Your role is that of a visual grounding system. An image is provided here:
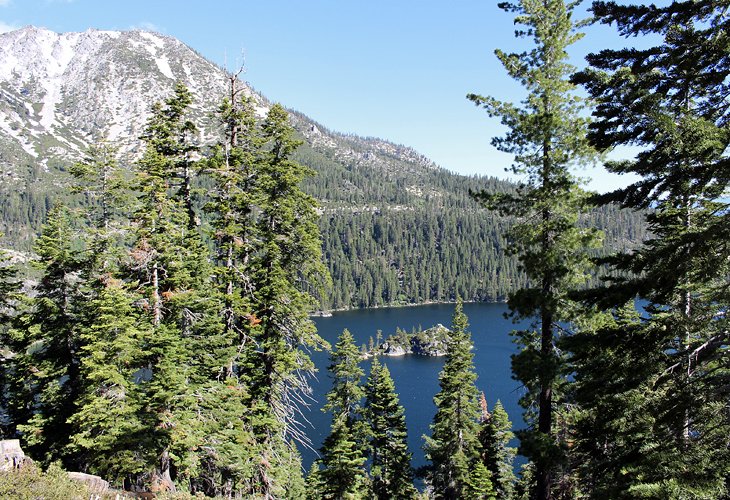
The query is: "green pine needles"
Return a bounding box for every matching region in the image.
[0,81,329,497]
[468,0,600,497]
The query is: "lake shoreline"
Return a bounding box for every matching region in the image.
[312,297,509,317]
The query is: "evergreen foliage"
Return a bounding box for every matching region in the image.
[126,81,216,491]
[66,277,148,482]
[0,234,19,437]
[192,74,263,496]
[0,83,330,497]
[3,16,725,494]
[317,329,368,499]
[478,395,517,499]
[467,0,600,496]
[13,205,84,467]
[364,356,416,499]
[425,299,495,499]
[568,0,730,496]
[243,102,329,496]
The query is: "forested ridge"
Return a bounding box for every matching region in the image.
[0,126,647,311]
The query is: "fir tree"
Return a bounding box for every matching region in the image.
[467,0,600,496]
[424,299,495,499]
[478,395,517,499]
[128,84,219,491]
[305,461,323,500]
[68,141,130,235]
[140,81,199,229]
[14,206,84,467]
[317,329,368,499]
[245,103,329,496]
[569,0,730,495]
[182,72,263,497]
[206,71,261,356]
[66,277,148,482]
[364,356,416,499]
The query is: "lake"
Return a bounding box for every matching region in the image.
[302,302,525,471]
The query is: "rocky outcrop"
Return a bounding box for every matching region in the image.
[0,439,26,470]
[380,342,409,356]
[67,471,109,494]
[411,324,450,356]
[376,324,451,357]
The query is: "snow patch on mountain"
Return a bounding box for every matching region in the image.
[0,24,448,196]
[139,31,164,49]
[155,54,175,79]
[0,113,37,158]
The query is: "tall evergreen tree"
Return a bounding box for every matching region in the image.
[569,0,730,496]
[68,141,130,235]
[14,206,84,467]
[140,81,199,229]
[244,103,329,497]
[184,72,263,497]
[60,142,151,481]
[128,83,220,491]
[364,356,416,500]
[478,395,517,499]
[206,71,261,356]
[424,299,495,499]
[467,0,599,496]
[66,277,148,482]
[317,329,368,499]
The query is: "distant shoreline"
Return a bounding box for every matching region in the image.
[311,297,508,318]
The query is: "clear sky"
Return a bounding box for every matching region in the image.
[0,0,638,191]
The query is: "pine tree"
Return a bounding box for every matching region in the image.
[364,356,416,499]
[317,329,368,499]
[245,103,329,496]
[569,0,730,495]
[478,395,517,499]
[14,205,84,466]
[424,299,495,499]
[467,0,600,496]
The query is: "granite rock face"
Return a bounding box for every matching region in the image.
[67,471,110,494]
[0,439,26,470]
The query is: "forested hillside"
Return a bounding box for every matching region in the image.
[0,27,647,311]
[2,0,729,495]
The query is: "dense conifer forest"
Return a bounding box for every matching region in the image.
[1,0,730,497]
[0,132,647,311]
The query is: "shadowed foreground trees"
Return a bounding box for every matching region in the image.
[567,0,730,496]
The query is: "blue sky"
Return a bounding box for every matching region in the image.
[0,0,638,191]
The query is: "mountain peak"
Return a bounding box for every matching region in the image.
[0,26,235,167]
[0,25,452,204]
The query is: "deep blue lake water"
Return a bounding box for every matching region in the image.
[302,302,525,471]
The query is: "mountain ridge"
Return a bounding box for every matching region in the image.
[0,25,646,309]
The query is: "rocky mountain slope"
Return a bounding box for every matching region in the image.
[0,26,647,308]
[0,27,456,241]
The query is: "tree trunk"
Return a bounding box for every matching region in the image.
[537,302,553,500]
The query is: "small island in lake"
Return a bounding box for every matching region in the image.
[364,324,452,357]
